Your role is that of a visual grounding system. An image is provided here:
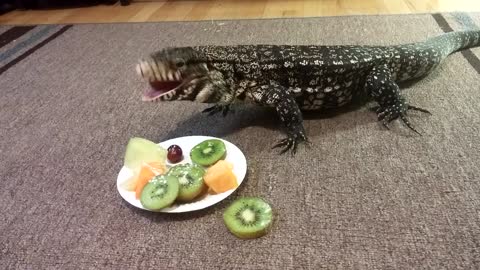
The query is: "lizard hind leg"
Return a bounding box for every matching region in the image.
[366,65,431,134]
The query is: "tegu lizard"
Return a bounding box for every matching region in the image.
[135,30,480,154]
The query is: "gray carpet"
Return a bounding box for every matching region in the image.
[1,13,480,269]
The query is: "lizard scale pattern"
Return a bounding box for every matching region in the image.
[136,30,480,154]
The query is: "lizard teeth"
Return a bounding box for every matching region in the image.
[136,63,143,77]
[151,62,162,81]
[140,62,152,80]
[175,71,181,80]
[167,72,174,81]
[160,66,167,81]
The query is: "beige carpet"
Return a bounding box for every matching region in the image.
[1,13,480,269]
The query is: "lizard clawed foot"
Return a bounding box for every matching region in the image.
[272,130,309,155]
[376,101,430,135]
[407,105,431,115]
[202,104,232,116]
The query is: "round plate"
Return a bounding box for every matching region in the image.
[116,135,247,213]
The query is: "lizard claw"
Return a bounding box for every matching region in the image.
[272,138,289,149]
[376,102,429,135]
[400,114,421,135]
[202,104,231,116]
[382,120,390,130]
[408,105,431,115]
[272,130,308,155]
[202,105,218,114]
[272,137,296,155]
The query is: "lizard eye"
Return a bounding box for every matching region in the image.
[175,59,185,68]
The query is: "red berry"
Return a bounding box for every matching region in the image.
[167,145,183,163]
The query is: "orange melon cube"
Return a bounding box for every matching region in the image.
[204,160,238,194]
[134,162,166,199]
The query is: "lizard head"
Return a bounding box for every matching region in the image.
[136,47,222,102]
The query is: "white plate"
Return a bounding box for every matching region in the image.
[116,135,247,213]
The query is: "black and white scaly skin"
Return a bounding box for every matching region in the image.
[136,30,480,154]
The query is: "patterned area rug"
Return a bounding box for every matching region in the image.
[1,13,479,269]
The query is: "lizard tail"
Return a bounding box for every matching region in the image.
[426,30,480,58]
[392,30,479,82]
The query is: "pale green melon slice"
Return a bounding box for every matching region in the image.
[121,137,167,191]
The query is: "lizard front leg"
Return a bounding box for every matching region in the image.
[250,82,308,154]
[366,64,431,133]
[202,71,235,116]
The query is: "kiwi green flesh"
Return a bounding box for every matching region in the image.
[140,175,179,210]
[223,197,273,239]
[190,139,226,166]
[166,164,206,201]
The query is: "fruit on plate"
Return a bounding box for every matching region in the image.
[135,162,167,199]
[190,139,226,166]
[121,137,167,191]
[140,174,179,210]
[124,137,167,175]
[223,197,273,239]
[203,160,237,194]
[166,163,206,202]
[167,145,183,163]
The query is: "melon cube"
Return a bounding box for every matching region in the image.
[204,160,238,194]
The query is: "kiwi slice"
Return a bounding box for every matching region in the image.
[166,163,206,202]
[140,174,179,210]
[190,139,226,166]
[223,197,273,239]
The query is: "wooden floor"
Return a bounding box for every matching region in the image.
[1,0,480,25]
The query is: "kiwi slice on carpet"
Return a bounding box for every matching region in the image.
[140,174,179,210]
[190,139,226,166]
[166,163,206,202]
[223,197,273,239]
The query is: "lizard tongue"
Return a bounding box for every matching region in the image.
[142,81,181,101]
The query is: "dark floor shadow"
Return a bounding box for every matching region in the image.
[158,100,378,144]
[154,88,433,159]
[302,97,372,120]
[15,0,116,10]
[158,104,277,141]
[397,76,431,89]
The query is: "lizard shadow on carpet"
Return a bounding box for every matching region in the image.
[159,100,377,143]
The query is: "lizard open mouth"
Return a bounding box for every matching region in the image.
[136,61,184,101]
[142,80,182,101]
